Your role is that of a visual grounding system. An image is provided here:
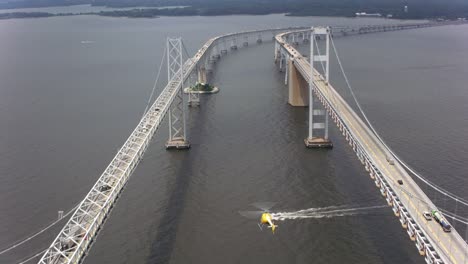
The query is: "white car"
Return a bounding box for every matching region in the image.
[423,211,432,220]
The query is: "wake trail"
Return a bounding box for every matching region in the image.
[271,205,388,221]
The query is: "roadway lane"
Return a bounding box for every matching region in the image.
[286,48,468,263]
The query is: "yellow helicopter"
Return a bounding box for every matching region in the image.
[240,202,278,234]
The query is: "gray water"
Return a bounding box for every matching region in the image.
[0,14,467,264]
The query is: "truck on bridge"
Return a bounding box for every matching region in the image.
[432,210,452,232]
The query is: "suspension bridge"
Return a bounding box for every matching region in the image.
[0,21,466,264]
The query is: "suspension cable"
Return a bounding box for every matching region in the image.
[0,204,78,255]
[141,45,167,118]
[312,35,342,118]
[15,248,47,264]
[329,36,468,208]
[440,208,468,225]
[182,42,192,63]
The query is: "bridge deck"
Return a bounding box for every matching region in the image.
[276,29,468,264]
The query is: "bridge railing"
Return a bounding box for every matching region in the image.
[308,69,448,263]
[275,29,454,263]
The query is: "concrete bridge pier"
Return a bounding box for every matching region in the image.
[220,40,228,55]
[274,42,281,63]
[197,64,207,84]
[278,53,285,72]
[230,38,238,50]
[292,33,299,46]
[205,58,213,74]
[257,33,263,44]
[211,45,220,61]
[302,32,310,44]
[287,59,308,106]
[243,35,249,47]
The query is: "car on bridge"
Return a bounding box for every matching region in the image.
[422,211,432,220]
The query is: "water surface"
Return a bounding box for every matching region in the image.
[0,14,466,264]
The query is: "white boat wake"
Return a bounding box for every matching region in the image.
[271,205,388,221]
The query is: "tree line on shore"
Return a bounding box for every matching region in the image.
[1,0,468,20]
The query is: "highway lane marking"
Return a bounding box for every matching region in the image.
[286,36,465,263]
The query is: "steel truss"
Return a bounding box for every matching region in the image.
[38,27,308,264]
[166,38,189,147]
[38,37,197,264]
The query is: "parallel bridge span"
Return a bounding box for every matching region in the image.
[275,27,468,264]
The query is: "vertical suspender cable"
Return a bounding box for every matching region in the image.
[330,36,468,208]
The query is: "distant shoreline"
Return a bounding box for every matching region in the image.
[0,4,467,20]
[0,10,428,20]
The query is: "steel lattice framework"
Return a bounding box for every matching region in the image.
[38,28,307,264]
[38,37,196,264]
[166,38,187,143]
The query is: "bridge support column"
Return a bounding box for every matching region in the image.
[274,41,280,63]
[165,37,190,150]
[187,70,200,107]
[287,60,308,106]
[257,33,263,44]
[230,38,238,50]
[212,45,220,60]
[292,33,299,46]
[305,26,332,148]
[221,40,228,55]
[198,65,207,84]
[302,32,309,44]
[243,35,249,47]
[279,53,285,72]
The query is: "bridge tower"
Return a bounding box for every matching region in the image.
[305,27,333,148]
[165,37,190,149]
